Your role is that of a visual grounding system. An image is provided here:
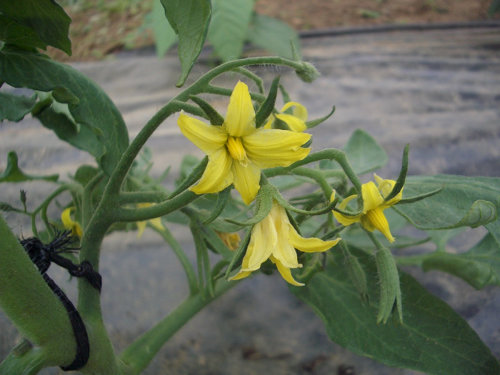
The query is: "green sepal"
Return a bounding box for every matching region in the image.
[306,105,335,129]
[0,151,58,183]
[190,95,224,125]
[375,246,403,324]
[202,187,231,224]
[384,144,409,202]
[225,181,273,226]
[397,187,442,204]
[255,76,280,128]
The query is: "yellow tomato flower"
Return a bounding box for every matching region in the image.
[61,207,83,238]
[264,101,308,132]
[231,201,340,286]
[178,82,311,204]
[136,203,165,238]
[333,174,403,243]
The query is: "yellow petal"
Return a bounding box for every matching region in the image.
[61,207,83,238]
[148,217,165,232]
[224,81,255,137]
[243,129,311,168]
[374,174,403,206]
[288,224,340,252]
[362,208,395,242]
[231,160,261,205]
[271,256,304,286]
[229,270,252,281]
[178,112,227,154]
[362,181,384,212]
[136,221,147,238]
[275,113,307,132]
[333,195,361,226]
[280,101,308,121]
[191,149,233,195]
[241,217,275,271]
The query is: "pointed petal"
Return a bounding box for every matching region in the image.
[288,224,340,252]
[232,160,261,205]
[333,195,361,226]
[275,113,307,132]
[224,81,255,137]
[280,101,308,121]
[191,149,233,195]
[374,174,403,206]
[243,129,311,168]
[363,208,395,242]
[240,218,275,271]
[148,217,165,232]
[178,113,227,154]
[229,270,252,281]
[362,181,384,212]
[136,221,146,238]
[271,256,304,286]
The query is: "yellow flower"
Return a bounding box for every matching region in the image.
[178,82,311,204]
[231,201,340,286]
[216,231,241,250]
[264,101,308,132]
[61,207,83,238]
[333,174,403,242]
[136,203,165,238]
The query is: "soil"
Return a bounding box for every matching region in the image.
[50,0,498,62]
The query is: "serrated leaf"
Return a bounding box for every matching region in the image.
[344,129,388,175]
[291,248,500,374]
[395,175,499,231]
[423,233,500,289]
[0,92,36,122]
[0,48,129,175]
[151,0,177,56]
[0,0,71,55]
[247,13,300,59]
[208,0,253,61]
[0,151,58,183]
[161,0,211,86]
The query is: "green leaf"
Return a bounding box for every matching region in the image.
[0,151,58,183]
[207,0,253,61]
[0,48,129,175]
[344,129,388,175]
[489,0,500,15]
[151,0,177,56]
[291,248,500,374]
[395,175,499,231]
[0,0,71,55]
[422,232,500,289]
[161,0,211,86]
[247,13,301,59]
[0,92,36,122]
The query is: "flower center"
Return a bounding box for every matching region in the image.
[226,136,248,163]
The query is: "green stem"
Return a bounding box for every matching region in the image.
[292,167,333,199]
[113,190,199,223]
[31,185,71,236]
[153,225,198,295]
[118,191,169,205]
[119,279,238,375]
[264,148,362,195]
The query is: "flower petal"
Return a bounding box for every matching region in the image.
[241,216,275,271]
[229,270,252,281]
[362,207,395,242]
[333,195,362,226]
[224,81,255,137]
[280,101,308,121]
[271,256,304,286]
[275,113,307,132]
[374,174,403,206]
[232,160,261,205]
[243,129,311,168]
[191,149,233,195]
[178,112,228,155]
[362,181,384,212]
[288,224,340,252]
